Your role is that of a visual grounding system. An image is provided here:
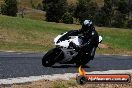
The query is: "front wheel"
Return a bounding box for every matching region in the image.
[42,48,63,67]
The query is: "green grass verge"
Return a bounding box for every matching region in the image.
[52,79,77,88]
[96,27,132,55]
[0,15,72,52]
[0,15,132,55]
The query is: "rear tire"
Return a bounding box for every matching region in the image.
[42,48,63,67]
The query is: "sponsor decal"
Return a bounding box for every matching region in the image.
[76,66,131,85]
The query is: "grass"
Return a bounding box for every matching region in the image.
[7,79,77,88]
[100,29,132,50]
[23,11,45,21]
[0,15,132,55]
[0,15,71,52]
[52,80,77,88]
[2,77,132,88]
[96,27,132,55]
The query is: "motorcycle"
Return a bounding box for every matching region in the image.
[42,32,102,67]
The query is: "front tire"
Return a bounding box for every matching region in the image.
[42,48,63,67]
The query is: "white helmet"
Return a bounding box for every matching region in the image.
[83,20,92,26]
[82,20,93,32]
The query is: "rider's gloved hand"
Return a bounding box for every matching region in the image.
[69,42,79,51]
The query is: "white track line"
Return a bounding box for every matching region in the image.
[0,69,132,84]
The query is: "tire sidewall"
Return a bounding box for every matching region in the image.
[42,48,63,67]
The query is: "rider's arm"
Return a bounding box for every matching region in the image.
[58,30,80,42]
[69,28,99,51]
[79,30,99,49]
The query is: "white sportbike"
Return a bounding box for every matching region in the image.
[42,32,102,67]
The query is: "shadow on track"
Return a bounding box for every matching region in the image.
[52,64,90,68]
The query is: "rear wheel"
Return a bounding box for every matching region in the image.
[42,48,63,67]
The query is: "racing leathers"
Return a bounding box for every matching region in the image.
[58,25,99,60]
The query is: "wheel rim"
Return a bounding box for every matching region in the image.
[42,48,63,66]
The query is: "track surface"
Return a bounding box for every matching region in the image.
[0,52,132,79]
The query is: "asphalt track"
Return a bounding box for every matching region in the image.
[0,52,132,79]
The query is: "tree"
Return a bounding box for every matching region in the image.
[37,3,43,10]
[75,0,89,23]
[62,12,73,24]
[117,0,129,14]
[1,0,18,16]
[112,11,126,28]
[101,0,114,26]
[127,20,132,29]
[128,0,132,19]
[18,7,26,18]
[95,9,106,26]
[45,0,67,22]
[75,0,98,23]
[67,3,77,17]
[30,0,35,9]
[112,0,128,28]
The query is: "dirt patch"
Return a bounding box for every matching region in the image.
[126,52,132,54]
[98,43,110,49]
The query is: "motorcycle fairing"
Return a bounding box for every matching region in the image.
[54,32,83,48]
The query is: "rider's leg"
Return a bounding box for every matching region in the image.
[90,47,97,60]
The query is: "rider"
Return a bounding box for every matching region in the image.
[58,20,99,60]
